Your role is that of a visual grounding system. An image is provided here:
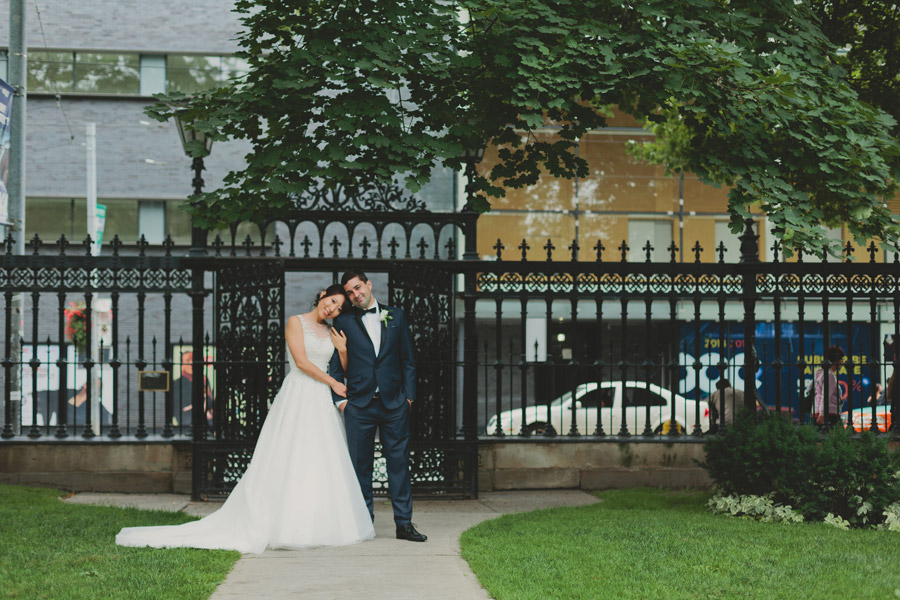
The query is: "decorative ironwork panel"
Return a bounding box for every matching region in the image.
[196,260,285,498]
[391,262,454,441]
[194,443,255,499]
[289,180,428,212]
[388,262,468,495]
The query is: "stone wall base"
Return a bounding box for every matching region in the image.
[478,441,712,492]
[0,440,712,495]
[0,441,192,494]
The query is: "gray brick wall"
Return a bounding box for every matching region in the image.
[0,0,243,54]
[1,0,457,212]
[27,96,250,200]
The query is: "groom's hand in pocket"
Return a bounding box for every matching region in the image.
[337,400,348,413]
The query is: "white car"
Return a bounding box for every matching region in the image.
[486,381,710,436]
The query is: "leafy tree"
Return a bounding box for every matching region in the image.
[810,0,900,138]
[149,0,900,256]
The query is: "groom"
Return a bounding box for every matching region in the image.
[329,269,426,542]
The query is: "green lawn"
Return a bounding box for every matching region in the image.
[460,488,900,600]
[0,484,239,600]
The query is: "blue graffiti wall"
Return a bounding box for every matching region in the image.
[679,322,880,410]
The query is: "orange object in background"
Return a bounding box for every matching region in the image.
[841,406,892,433]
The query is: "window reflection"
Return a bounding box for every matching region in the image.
[26,52,247,95]
[166,55,223,94]
[74,53,140,94]
[27,51,74,93]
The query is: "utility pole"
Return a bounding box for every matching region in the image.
[9,0,25,252]
[5,0,26,435]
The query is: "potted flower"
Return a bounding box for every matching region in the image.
[64,301,88,356]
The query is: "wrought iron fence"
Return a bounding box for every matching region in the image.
[1,233,199,440]
[472,221,900,440]
[3,219,899,448]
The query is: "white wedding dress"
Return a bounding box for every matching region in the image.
[116,314,375,553]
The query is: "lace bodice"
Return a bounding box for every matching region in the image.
[290,315,335,374]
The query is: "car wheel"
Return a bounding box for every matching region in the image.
[525,421,548,435]
[655,419,685,435]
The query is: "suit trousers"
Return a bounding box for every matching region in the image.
[343,394,412,524]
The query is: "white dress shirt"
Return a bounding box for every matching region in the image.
[362,301,382,357]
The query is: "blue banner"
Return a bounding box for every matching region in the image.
[678,322,878,410]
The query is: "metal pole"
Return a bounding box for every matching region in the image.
[7,0,26,435]
[189,157,208,256]
[189,155,208,500]
[8,0,25,252]
[86,123,97,253]
[739,218,760,412]
[461,159,479,497]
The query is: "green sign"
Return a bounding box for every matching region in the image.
[95,203,106,251]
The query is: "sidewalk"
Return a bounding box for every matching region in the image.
[66,489,599,600]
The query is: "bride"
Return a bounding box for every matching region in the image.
[116,284,375,553]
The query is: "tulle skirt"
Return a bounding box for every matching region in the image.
[116,370,375,554]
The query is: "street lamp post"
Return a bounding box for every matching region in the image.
[174,116,213,257]
[461,144,485,213]
[175,116,213,491]
[460,141,485,497]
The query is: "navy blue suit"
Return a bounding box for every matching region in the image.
[330,304,416,524]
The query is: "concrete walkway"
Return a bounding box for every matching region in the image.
[67,489,599,600]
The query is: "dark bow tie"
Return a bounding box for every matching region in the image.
[364,306,378,314]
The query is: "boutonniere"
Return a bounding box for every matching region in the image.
[380,310,393,325]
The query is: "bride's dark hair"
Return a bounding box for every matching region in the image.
[313,283,348,311]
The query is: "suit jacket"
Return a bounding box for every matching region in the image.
[329,304,416,410]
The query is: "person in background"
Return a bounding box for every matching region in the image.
[814,345,845,429]
[866,382,885,406]
[173,351,213,429]
[707,379,745,426]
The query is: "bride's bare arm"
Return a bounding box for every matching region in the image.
[285,317,347,397]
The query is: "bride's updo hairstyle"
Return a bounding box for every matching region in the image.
[314,283,349,312]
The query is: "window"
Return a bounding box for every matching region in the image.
[26,198,138,247]
[167,202,193,245]
[627,219,673,262]
[26,197,84,242]
[166,55,249,94]
[103,199,139,244]
[578,388,614,409]
[27,51,74,93]
[74,53,139,94]
[26,51,245,96]
[714,219,740,262]
[139,55,166,96]
[623,387,667,407]
[138,201,165,244]
[166,55,222,94]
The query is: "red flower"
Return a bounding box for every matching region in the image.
[64,302,88,350]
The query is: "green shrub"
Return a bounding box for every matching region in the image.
[793,426,900,526]
[699,409,816,504]
[699,410,900,528]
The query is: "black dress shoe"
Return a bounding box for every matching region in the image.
[395,522,427,542]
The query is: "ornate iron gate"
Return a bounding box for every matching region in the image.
[387,262,472,496]
[189,183,479,499]
[195,259,285,498]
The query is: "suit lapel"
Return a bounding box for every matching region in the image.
[376,306,389,359]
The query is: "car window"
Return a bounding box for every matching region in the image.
[578,389,614,409]
[549,391,573,407]
[623,387,667,407]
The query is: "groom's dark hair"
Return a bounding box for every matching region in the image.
[340,269,369,287]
